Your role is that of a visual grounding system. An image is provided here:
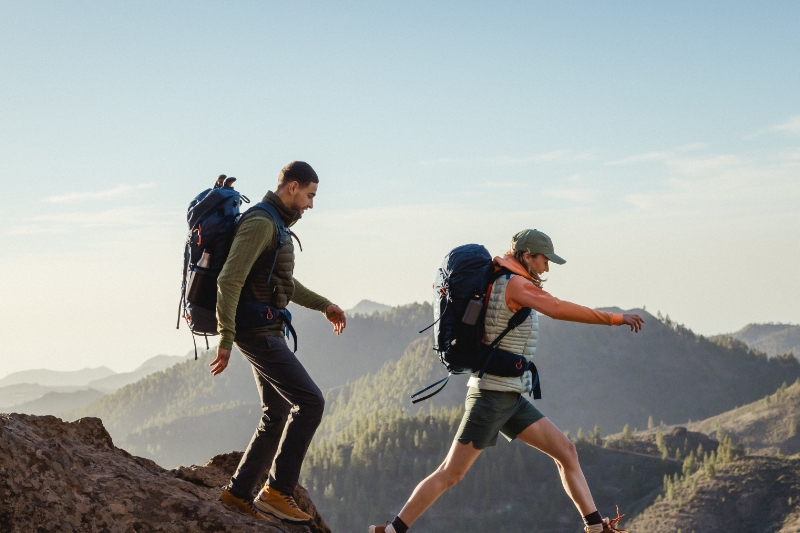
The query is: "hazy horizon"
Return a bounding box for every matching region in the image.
[0,305,796,379]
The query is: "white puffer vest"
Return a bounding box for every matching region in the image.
[467,273,539,393]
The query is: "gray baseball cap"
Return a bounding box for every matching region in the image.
[512,229,566,265]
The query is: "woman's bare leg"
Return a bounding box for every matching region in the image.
[396,439,482,526]
[516,417,597,515]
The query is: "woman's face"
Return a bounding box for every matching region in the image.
[523,252,549,276]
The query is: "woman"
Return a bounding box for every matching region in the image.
[369,229,643,533]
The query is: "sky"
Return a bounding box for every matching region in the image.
[1,1,799,376]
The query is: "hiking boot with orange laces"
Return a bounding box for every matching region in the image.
[584,507,627,533]
[219,487,269,521]
[254,486,312,523]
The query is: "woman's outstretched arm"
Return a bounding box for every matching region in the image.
[505,276,643,331]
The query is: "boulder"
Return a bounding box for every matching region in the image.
[0,413,330,533]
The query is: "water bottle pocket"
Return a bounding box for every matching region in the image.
[186,266,218,310]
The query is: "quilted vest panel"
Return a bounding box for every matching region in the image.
[468,274,539,393]
[239,211,295,333]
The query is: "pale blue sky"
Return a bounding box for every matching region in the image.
[1,2,799,375]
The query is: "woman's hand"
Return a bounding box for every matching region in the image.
[622,314,644,332]
[326,304,347,335]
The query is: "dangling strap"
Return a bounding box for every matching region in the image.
[530,363,541,400]
[277,312,298,353]
[411,373,452,404]
[418,315,441,334]
[177,242,191,329]
[191,333,198,360]
[176,295,185,330]
[419,285,450,333]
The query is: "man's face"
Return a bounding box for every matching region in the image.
[285,182,318,213]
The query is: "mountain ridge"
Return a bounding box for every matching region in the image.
[0,366,116,388]
[722,322,800,359]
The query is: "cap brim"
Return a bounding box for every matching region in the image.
[544,252,566,265]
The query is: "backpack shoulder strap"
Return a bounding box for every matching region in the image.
[488,266,513,285]
[242,202,287,244]
[240,202,288,291]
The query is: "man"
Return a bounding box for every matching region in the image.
[210,161,347,522]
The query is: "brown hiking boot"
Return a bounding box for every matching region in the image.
[219,487,269,521]
[254,486,312,523]
[584,507,627,533]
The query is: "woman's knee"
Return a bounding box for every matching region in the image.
[555,439,579,467]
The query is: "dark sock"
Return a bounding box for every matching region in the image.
[391,516,409,533]
[583,511,603,526]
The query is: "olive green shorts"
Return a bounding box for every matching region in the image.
[455,387,546,449]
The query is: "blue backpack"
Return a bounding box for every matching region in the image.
[411,244,541,403]
[177,175,297,357]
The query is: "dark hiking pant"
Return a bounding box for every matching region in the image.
[228,335,324,498]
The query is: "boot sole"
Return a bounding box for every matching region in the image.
[219,500,268,521]
[253,499,311,523]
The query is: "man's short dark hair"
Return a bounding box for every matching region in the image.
[278,161,319,188]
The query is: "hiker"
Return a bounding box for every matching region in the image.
[211,161,347,523]
[370,229,643,533]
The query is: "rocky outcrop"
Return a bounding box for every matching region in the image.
[0,413,330,533]
[172,452,330,533]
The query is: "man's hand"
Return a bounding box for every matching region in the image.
[622,314,644,333]
[210,347,231,375]
[326,304,347,335]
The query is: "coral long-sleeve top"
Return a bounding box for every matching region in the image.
[494,255,623,326]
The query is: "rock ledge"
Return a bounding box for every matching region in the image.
[0,413,330,533]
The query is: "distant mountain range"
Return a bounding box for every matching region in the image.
[86,354,193,392]
[9,388,108,416]
[723,322,800,358]
[0,366,116,388]
[60,306,800,469]
[346,299,392,316]
[0,384,88,410]
[0,353,191,413]
[0,354,190,390]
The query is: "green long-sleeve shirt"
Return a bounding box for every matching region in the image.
[216,194,331,350]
